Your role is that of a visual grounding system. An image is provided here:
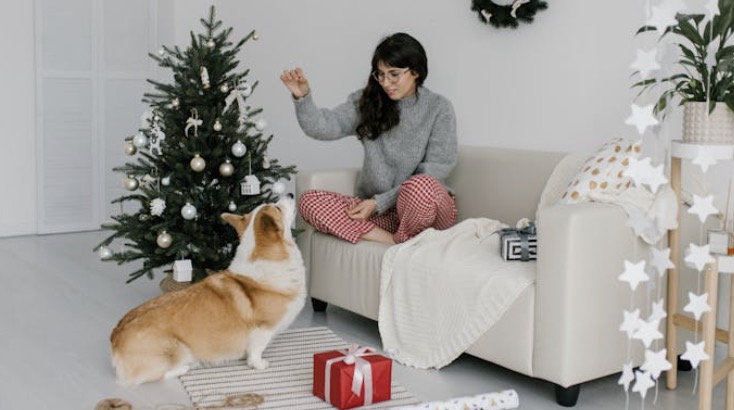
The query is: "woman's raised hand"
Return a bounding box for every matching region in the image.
[280,68,311,99]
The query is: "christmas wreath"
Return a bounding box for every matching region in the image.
[471,0,548,29]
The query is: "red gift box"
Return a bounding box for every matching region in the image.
[313,345,392,409]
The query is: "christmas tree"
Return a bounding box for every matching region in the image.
[94,6,296,283]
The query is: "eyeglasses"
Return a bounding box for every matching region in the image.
[371,68,411,83]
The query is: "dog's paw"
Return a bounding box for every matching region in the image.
[247,357,269,370]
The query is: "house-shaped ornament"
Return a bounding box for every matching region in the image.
[173,259,193,282]
[240,174,261,195]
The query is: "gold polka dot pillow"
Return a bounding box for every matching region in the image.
[559,138,642,204]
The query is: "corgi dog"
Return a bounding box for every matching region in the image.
[110,197,306,385]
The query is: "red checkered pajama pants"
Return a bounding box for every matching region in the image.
[298,174,457,244]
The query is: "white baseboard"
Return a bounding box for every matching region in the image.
[0,222,36,238]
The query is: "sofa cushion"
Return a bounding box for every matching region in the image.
[559,138,642,204]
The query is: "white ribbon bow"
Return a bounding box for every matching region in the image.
[185,116,203,137]
[324,345,377,406]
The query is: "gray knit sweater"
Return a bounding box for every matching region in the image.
[293,87,457,214]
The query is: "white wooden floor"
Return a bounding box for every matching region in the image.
[0,231,721,409]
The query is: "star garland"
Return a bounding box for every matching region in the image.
[471,0,548,29]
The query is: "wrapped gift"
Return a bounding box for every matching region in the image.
[313,345,392,409]
[499,221,537,261]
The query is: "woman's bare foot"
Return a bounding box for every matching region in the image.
[361,226,396,245]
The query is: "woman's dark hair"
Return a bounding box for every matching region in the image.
[355,33,428,140]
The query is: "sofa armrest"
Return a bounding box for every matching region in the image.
[533,202,646,387]
[295,168,360,289]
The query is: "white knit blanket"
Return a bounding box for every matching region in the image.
[378,218,536,369]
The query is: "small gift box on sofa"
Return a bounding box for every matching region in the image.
[313,345,392,409]
[499,219,537,261]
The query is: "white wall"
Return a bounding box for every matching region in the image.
[0,0,688,236]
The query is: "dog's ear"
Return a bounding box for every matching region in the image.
[221,213,251,237]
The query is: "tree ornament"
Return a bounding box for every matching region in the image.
[200,66,211,89]
[241,175,261,195]
[471,0,548,29]
[219,159,234,177]
[190,154,206,172]
[181,203,197,220]
[255,118,267,131]
[219,84,229,93]
[122,175,139,191]
[150,198,166,216]
[213,119,223,132]
[171,97,180,108]
[158,48,165,56]
[156,231,173,248]
[161,176,170,186]
[207,38,215,48]
[231,140,247,157]
[228,201,237,212]
[185,109,203,137]
[133,132,148,148]
[240,82,252,97]
[98,246,113,259]
[262,155,271,169]
[272,181,286,195]
[124,141,137,156]
[252,31,259,41]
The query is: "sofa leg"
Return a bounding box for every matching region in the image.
[311,297,328,312]
[554,383,581,407]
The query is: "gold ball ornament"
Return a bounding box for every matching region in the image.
[253,32,259,41]
[190,154,206,172]
[207,38,215,48]
[213,119,223,132]
[122,175,139,191]
[219,160,234,177]
[220,84,229,93]
[124,141,137,156]
[156,231,173,248]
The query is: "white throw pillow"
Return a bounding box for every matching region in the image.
[559,137,642,204]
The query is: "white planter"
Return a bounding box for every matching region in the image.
[683,101,734,144]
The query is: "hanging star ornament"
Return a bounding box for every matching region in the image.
[625,104,659,135]
[681,340,709,369]
[684,292,712,321]
[618,362,635,391]
[633,318,664,348]
[687,194,718,224]
[630,48,661,80]
[632,370,656,399]
[641,348,672,380]
[705,0,720,19]
[692,145,720,173]
[619,260,650,291]
[644,162,668,193]
[650,246,674,277]
[646,4,679,35]
[624,156,653,187]
[684,243,715,272]
[620,308,642,339]
[626,207,657,240]
[648,298,668,323]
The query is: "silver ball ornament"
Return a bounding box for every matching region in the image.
[190,155,206,172]
[255,118,267,131]
[220,84,229,93]
[219,160,234,177]
[207,39,215,48]
[181,203,197,220]
[156,231,173,248]
[228,201,237,212]
[123,176,139,191]
[98,246,113,259]
[158,48,165,56]
[124,141,137,156]
[231,141,247,157]
[252,32,259,41]
[161,176,170,186]
[272,181,286,195]
[171,98,179,108]
[213,120,223,132]
[133,133,148,148]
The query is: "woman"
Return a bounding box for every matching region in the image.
[280,32,457,245]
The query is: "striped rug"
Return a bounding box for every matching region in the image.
[179,327,421,409]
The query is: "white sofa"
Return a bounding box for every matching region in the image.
[296,145,646,407]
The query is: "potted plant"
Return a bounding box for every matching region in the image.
[633,0,734,144]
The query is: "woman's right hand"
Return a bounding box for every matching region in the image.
[280,67,311,99]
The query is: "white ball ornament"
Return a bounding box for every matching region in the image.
[161,176,170,186]
[124,141,137,156]
[158,48,165,56]
[156,231,173,248]
[123,175,139,191]
[220,84,229,93]
[190,154,206,172]
[228,201,237,212]
[98,246,113,259]
[219,160,234,177]
[255,118,267,131]
[171,98,180,108]
[213,119,223,132]
[207,38,215,48]
[253,32,259,41]
[231,140,247,157]
[262,156,271,169]
[272,181,286,195]
[181,203,197,220]
[133,133,148,148]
